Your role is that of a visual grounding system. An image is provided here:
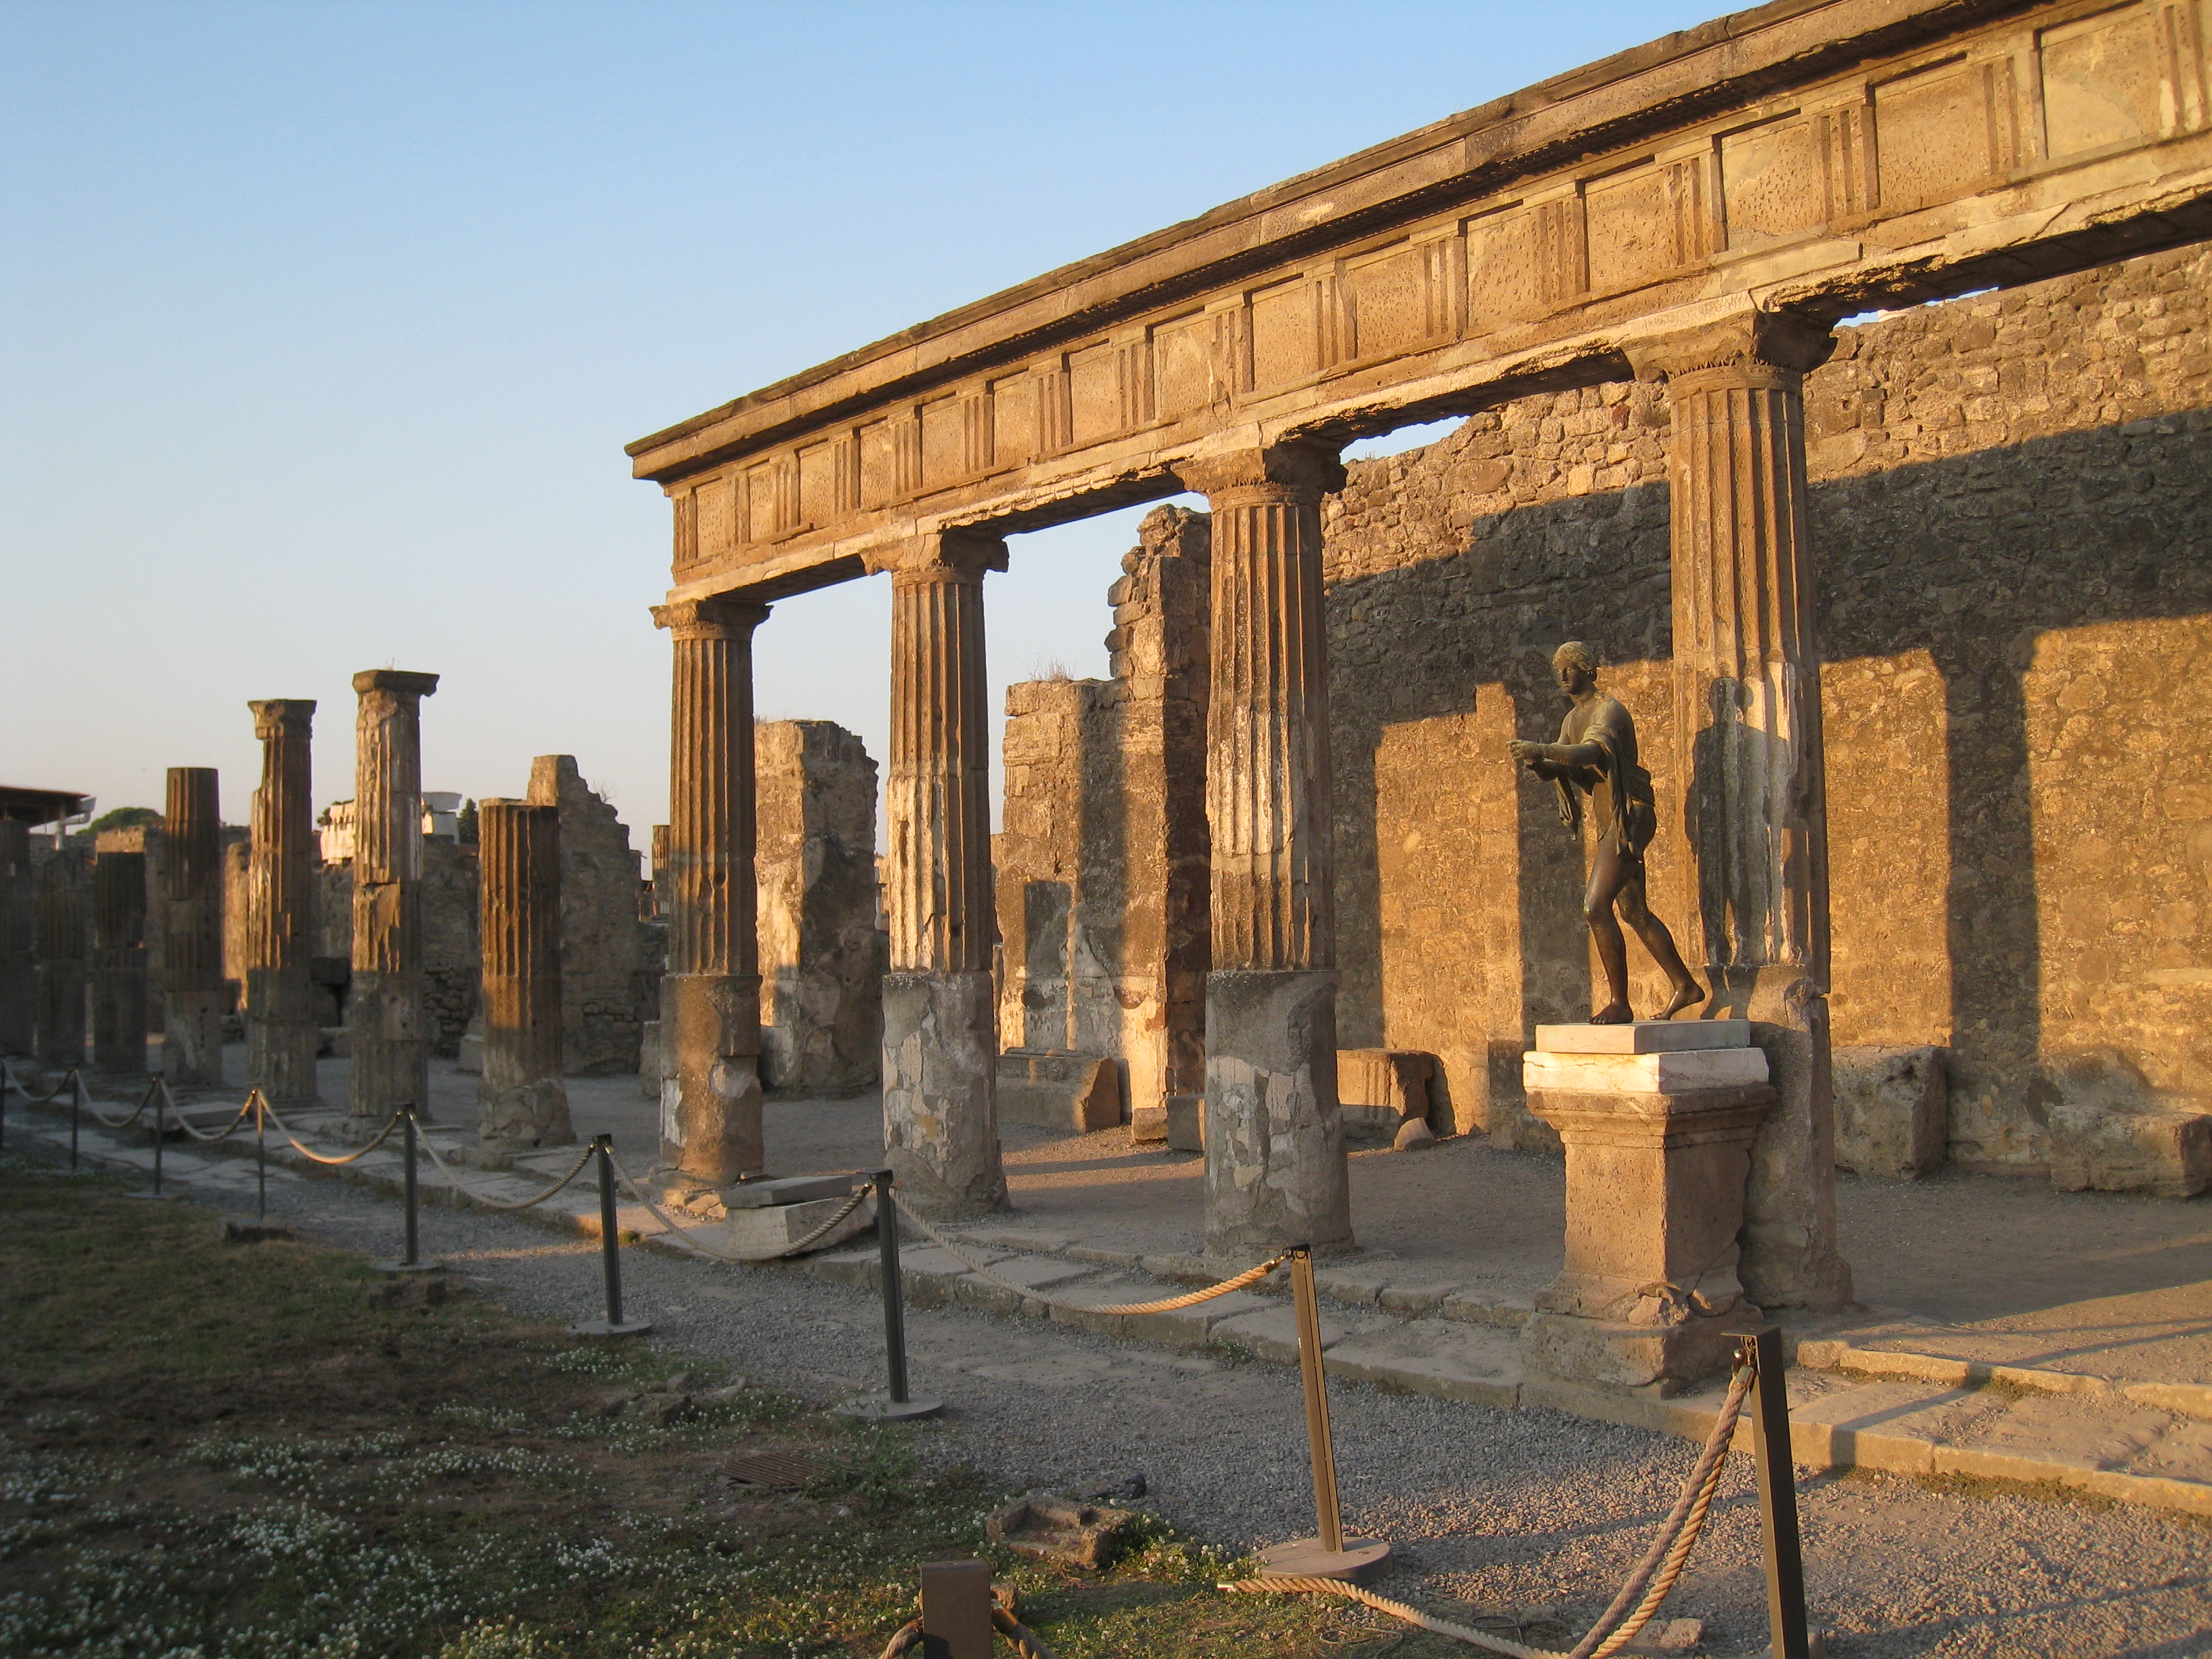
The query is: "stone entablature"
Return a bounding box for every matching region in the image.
[633,0,2212,603]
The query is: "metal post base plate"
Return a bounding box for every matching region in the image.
[834,1395,943,1421]
[1256,1538,1391,1582]
[121,1191,179,1202]
[374,1260,447,1277]
[570,1319,653,1338]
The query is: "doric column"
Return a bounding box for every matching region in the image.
[872,530,1007,1216]
[1629,308,1853,1312]
[651,596,769,1183]
[0,821,32,1054]
[477,798,571,1148]
[348,670,439,1128]
[35,848,87,1068]
[91,847,148,1076]
[1179,445,1352,1258]
[245,699,320,1105]
[162,767,225,1085]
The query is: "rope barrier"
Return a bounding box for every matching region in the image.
[79,1076,159,1132]
[1223,1357,1758,1659]
[871,1597,1060,1658]
[169,1086,260,1144]
[414,1132,599,1213]
[893,1192,1290,1315]
[261,1101,405,1165]
[605,1147,874,1261]
[0,1061,85,1109]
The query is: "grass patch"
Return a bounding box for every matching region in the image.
[0,1151,1458,1656]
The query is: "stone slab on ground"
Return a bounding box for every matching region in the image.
[1322,1318,1523,1408]
[1208,1303,1397,1365]
[951,1254,1100,1315]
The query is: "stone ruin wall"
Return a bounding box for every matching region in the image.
[996,506,1212,1126]
[754,720,884,1094]
[525,756,646,1076]
[1321,243,2212,1166]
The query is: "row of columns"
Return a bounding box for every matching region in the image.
[655,308,1850,1308]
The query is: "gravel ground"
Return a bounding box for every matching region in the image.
[169,1165,2212,1659]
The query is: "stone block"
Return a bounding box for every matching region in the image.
[1204,968,1352,1256]
[719,1192,874,1261]
[882,969,1004,1215]
[1336,1048,1435,1122]
[2049,1103,2212,1200]
[1341,1103,1401,1143]
[455,1028,483,1075]
[1535,1020,1752,1053]
[1833,1044,1947,1178]
[1523,1047,1768,1094]
[1130,1102,1168,1142]
[722,1173,854,1209]
[953,1255,1098,1316]
[1323,1320,1523,1408]
[1166,1094,1204,1151]
[1393,1118,1437,1151]
[997,1049,1122,1132]
[1207,1303,1391,1365]
[1521,1312,1745,1395]
[639,1019,661,1100]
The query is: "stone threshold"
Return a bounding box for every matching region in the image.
[16,1094,2209,1521]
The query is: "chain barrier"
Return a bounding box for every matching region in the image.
[892,1192,1290,1315]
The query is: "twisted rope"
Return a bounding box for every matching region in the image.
[261,1101,403,1164]
[168,1085,260,1143]
[80,1077,159,1131]
[1,1062,84,1107]
[1227,1359,1757,1659]
[871,1596,1059,1658]
[606,1148,874,1261]
[415,1132,598,1212]
[893,1192,1288,1315]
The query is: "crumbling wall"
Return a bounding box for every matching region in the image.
[1322,243,2212,1166]
[318,838,479,1058]
[755,720,884,1093]
[526,756,644,1076]
[996,504,1210,1126]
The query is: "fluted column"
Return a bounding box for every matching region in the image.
[1180,445,1352,1258]
[873,530,1007,1216]
[651,596,769,1183]
[246,699,320,1105]
[1631,308,1852,1312]
[35,848,87,1068]
[348,670,439,1129]
[91,848,149,1076]
[0,821,32,1054]
[477,799,571,1147]
[162,768,225,1085]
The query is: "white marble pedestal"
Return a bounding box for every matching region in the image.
[1521,1021,1774,1394]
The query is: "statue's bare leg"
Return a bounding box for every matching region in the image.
[1616,870,1704,1019]
[1584,842,1636,1023]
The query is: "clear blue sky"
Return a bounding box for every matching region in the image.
[3,0,1717,839]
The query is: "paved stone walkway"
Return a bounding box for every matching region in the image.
[10,1050,2209,1523]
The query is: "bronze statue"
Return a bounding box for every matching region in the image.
[1508,642,1703,1025]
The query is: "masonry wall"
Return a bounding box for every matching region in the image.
[527,756,647,1076]
[756,720,884,1094]
[1322,243,2212,1165]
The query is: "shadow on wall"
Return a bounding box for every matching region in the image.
[1328,410,2212,1163]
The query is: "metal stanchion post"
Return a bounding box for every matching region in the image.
[70,1075,80,1170]
[123,1079,174,1200]
[254,1094,266,1221]
[572,1135,649,1336]
[1256,1246,1389,1581]
[838,1169,941,1420]
[377,1108,443,1275]
[1729,1324,1812,1659]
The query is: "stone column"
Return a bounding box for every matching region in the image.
[873,531,1008,1216]
[245,699,320,1105]
[348,670,439,1128]
[0,821,33,1054]
[162,767,225,1084]
[1179,445,1353,1258]
[477,798,571,1148]
[651,596,769,1185]
[1630,309,1853,1312]
[35,848,87,1068]
[91,848,149,1076]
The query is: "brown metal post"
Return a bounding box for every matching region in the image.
[1735,1323,1810,1658]
[918,1559,993,1659]
[1290,1246,1344,1554]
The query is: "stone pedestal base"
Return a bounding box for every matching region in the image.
[882,969,1005,1216]
[165,989,226,1087]
[347,968,428,1130]
[246,964,321,1107]
[660,972,764,1182]
[478,1078,573,1151]
[1203,968,1352,1258]
[1522,1022,1772,1393]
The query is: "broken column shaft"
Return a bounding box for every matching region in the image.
[348,669,439,1128]
[652,596,769,1184]
[876,531,1007,1216]
[1182,447,1353,1258]
[162,767,226,1085]
[477,798,571,1148]
[34,848,87,1068]
[245,699,320,1105]
[91,847,148,1076]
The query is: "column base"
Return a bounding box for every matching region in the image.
[163,990,226,1087]
[477,1076,573,1150]
[659,972,764,1182]
[882,969,1005,1217]
[1202,968,1352,1259]
[347,969,431,1128]
[1522,1309,1754,1395]
[246,966,322,1107]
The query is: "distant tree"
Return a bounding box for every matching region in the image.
[457,799,479,844]
[86,806,161,835]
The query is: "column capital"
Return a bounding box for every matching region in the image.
[652,594,771,639]
[249,699,316,739]
[351,669,441,699]
[1625,307,1835,388]
[1176,440,1345,503]
[864,528,1008,586]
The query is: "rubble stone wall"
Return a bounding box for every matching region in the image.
[527,756,646,1076]
[1321,243,2212,1165]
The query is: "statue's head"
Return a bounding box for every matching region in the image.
[1553,640,1599,695]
